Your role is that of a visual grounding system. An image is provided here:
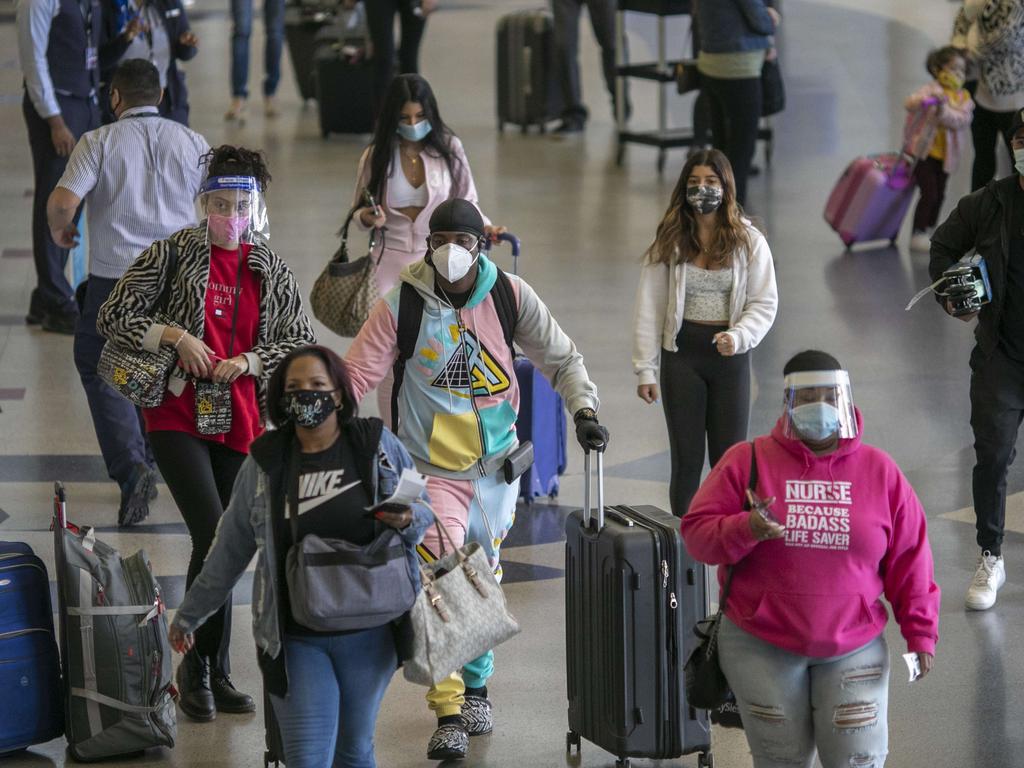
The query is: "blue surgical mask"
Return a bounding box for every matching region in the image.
[397,119,432,142]
[790,403,840,442]
[1014,147,1024,176]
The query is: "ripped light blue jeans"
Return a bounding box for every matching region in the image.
[718,616,890,768]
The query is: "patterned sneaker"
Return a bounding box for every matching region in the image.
[462,695,493,736]
[426,721,468,760]
[966,551,1005,610]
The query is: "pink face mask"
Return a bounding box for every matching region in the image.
[208,213,249,243]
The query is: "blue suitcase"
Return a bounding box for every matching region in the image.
[484,233,569,502]
[0,541,64,755]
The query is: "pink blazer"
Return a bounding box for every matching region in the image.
[904,82,975,174]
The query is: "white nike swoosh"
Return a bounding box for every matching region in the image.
[297,481,361,516]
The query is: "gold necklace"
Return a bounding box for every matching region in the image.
[402,142,421,165]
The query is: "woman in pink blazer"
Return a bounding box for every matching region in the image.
[351,74,504,296]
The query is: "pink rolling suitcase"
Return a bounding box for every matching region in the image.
[823,153,915,249]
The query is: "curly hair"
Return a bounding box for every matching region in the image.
[926,46,966,78]
[644,148,751,268]
[201,145,273,193]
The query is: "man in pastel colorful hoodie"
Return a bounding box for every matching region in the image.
[345,198,608,760]
[681,350,939,768]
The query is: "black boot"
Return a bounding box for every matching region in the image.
[175,650,216,722]
[210,667,255,713]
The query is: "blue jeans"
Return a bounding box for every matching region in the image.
[230,0,285,98]
[270,625,398,768]
[73,276,153,488]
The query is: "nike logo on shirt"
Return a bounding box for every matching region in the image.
[297,469,361,515]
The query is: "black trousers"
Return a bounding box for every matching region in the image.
[365,0,426,117]
[551,0,618,122]
[971,102,1015,192]
[149,431,247,671]
[661,323,751,517]
[73,277,153,489]
[701,74,762,207]
[22,92,99,318]
[969,345,1024,556]
[912,156,949,233]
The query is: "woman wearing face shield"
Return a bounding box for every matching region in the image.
[681,350,940,768]
[351,74,505,299]
[97,144,316,724]
[632,148,777,518]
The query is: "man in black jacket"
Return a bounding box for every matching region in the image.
[930,106,1024,612]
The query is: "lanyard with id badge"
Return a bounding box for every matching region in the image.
[81,0,98,71]
[195,251,245,436]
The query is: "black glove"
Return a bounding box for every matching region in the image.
[574,410,609,452]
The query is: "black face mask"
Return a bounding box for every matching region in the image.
[280,389,338,428]
[686,185,724,215]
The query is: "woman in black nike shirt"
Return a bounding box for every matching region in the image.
[169,345,431,768]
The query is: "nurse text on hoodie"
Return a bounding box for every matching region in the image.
[681,411,939,658]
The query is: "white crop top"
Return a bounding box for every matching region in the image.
[387,146,429,209]
[682,263,732,322]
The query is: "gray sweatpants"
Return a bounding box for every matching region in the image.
[719,616,890,768]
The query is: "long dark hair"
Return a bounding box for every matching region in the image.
[644,149,751,267]
[266,345,358,429]
[366,74,461,202]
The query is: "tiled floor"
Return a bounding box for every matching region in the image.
[2,0,1021,765]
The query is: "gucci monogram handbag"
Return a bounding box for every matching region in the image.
[97,240,181,408]
[310,205,383,338]
[403,517,521,687]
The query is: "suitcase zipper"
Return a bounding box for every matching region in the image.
[0,627,51,641]
[0,562,46,576]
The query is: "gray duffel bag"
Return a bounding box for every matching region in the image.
[52,483,176,761]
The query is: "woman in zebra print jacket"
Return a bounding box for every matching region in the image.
[97,145,315,724]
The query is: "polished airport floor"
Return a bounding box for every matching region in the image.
[1,0,1020,765]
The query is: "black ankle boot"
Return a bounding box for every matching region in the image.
[175,651,216,722]
[210,667,256,713]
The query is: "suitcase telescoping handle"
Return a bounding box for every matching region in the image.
[54,481,68,529]
[482,232,521,275]
[582,450,605,531]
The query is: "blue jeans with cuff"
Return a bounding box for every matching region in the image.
[269,624,398,768]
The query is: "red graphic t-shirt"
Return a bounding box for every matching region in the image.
[144,243,264,453]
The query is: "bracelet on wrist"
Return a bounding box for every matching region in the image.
[173,331,187,350]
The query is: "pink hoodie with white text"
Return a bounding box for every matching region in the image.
[681,410,940,657]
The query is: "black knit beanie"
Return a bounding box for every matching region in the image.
[783,350,842,376]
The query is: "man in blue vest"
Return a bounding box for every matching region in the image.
[17,0,102,334]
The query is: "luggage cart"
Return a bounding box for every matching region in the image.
[614,0,695,174]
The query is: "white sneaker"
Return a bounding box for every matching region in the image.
[910,231,931,252]
[965,551,1005,610]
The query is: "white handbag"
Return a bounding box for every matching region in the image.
[403,517,520,686]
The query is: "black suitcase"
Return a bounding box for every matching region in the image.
[264,688,285,767]
[565,452,714,768]
[496,10,563,133]
[314,38,374,136]
[285,3,334,101]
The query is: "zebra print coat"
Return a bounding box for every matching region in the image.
[96,225,316,413]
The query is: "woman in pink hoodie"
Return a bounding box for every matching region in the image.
[681,350,939,768]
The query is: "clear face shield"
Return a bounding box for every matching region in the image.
[197,175,269,246]
[782,370,858,442]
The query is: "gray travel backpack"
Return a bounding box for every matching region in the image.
[52,483,176,761]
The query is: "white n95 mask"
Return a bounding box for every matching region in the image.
[431,243,478,283]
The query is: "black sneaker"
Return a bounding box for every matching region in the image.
[118,464,156,527]
[553,119,584,135]
[210,668,255,713]
[427,720,469,760]
[41,309,78,335]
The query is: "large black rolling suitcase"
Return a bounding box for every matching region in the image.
[314,36,374,136]
[565,452,714,768]
[496,10,563,133]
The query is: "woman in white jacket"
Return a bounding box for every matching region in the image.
[633,149,777,517]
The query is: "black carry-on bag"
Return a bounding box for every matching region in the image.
[564,451,714,768]
[496,10,564,133]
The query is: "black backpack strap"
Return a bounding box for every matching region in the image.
[391,283,425,432]
[490,268,518,355]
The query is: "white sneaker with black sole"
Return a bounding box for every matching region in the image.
[965,551,1005,610]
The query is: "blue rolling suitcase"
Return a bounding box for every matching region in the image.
[0,541,64,755]
[485,233,569,503]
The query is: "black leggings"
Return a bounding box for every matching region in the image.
[366,0,427,117]
[661,323,751,517]
[701,74,762,207]
[149,431,247,671]
[971,102,1015,192]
